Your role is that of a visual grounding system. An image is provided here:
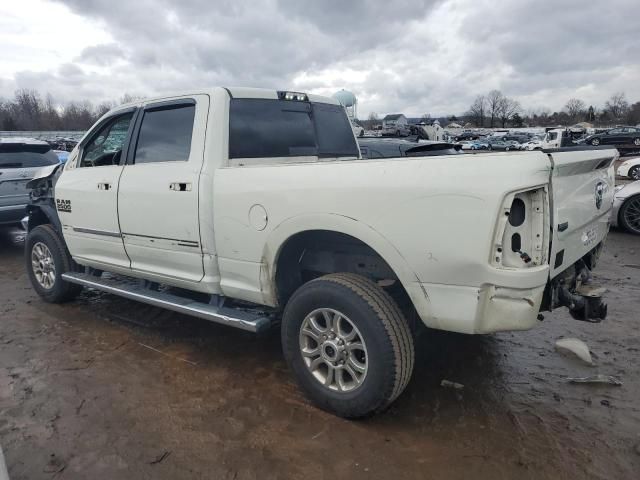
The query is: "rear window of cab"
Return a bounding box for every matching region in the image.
[229,98,358,160]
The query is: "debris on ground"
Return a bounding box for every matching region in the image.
[566,375,623,386]
[43,453,66,474]
[555,338,593,364]
[149,451,171,465]
[440,379,464,389]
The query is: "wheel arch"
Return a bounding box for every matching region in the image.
[26,203,61,233]
[260,213,426,314]
[619,193,640,233]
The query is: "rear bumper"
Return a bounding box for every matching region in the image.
[0,204,27,225]
[408,241,607,333]
[616,165,629,177]
[409,281,545,334]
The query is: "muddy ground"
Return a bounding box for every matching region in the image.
[0,227,638,480]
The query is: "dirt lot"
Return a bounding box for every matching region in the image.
[1,227,639,480]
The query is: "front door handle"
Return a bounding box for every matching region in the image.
[169,182,192,192]
[97,183,111,191]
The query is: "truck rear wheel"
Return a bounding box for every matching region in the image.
[26,224,82,303]
[281,273,414,418]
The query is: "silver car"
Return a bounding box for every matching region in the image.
[0,138,60,228]
[612,181,640,235]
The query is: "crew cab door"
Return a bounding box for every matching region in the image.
[547,148,616,278]
[55,109,137,268]
[117,96,208,282]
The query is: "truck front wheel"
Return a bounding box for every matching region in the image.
[26,224,82,303]
[281,273,414,418]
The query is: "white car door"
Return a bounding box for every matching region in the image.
[55,109,137,268]
[117,96,209,283]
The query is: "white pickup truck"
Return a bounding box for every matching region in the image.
[24,87,615,418]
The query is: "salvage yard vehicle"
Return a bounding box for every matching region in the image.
[612,181,640,235]
[0,138,60,228]
[616,156,640,180]
[584,126,640,147]
[23,87,616,418]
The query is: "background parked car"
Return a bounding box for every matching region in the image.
[381,123,411,137]
[0,138,60,228]
[522,140,543,150]
[457,140,487,150]
[504,140,522,151]
[454,132,481,141]
[612,181,640,235]
[616,157,640,180]
[487,140,510,151]
[584,127,640,146]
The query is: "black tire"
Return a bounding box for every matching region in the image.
[629,165,640,180]
[619,195,640,235]
[634,137,640,146]
[281,273,414,418]
[590,138,600,146]
[26,224,82,303]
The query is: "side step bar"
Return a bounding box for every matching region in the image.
[61,272,272,333]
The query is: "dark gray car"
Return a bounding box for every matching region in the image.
[0,138,60,228]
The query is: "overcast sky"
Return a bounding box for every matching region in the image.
[1,0,639,117]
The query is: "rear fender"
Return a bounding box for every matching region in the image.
[261,213,433,319]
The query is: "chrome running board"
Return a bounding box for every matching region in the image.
[61,272,272,333]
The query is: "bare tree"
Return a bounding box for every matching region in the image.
[564,98,586,123]
[467,95,486,127]
[13,89,43,129]
[605,92,629,121]
[486,90,504,128]
[498,97,521,127]
[95,101,115,118]
[120,93,142,105]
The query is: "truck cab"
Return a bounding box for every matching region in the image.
[24,87,616,418]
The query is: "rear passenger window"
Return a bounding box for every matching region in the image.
[134,103,195,164]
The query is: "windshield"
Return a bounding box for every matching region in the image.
[229,98,358,159]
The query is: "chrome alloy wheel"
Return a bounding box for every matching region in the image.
[623,196,640,234]
[299,308,368,392]
[31,242,56,289]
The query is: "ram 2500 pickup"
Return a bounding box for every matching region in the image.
[24,87,615,418]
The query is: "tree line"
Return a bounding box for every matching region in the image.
[466,90,640,128]
[0,89,139,131]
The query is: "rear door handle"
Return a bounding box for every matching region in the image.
[97,183,111,191]
[169,182,192,192]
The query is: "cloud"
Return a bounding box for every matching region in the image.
[78,43,125,66]
[0,0,638,117]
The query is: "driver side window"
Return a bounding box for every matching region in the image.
[81,113,134,168]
